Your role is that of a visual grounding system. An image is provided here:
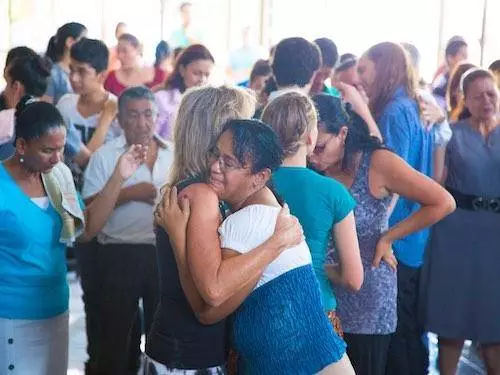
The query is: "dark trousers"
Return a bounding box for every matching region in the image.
[74,239,102,375]
[95,243,160,375]
[75,240,143,375]
[386,263,429,375]
[345,333,392,375]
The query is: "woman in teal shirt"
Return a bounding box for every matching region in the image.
[0,96,146,374]
[262,91,363,334]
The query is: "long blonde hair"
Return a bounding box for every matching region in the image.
[169,85,256,185]
[260,91,317,158]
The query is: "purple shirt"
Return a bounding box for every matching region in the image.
[155,88,182,141]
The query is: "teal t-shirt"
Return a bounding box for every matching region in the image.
[272,166,355,311]
[323,84,341,98]
[0,164,82,319]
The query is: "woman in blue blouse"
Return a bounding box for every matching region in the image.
[357,42,435,374]
[0,97,146,375]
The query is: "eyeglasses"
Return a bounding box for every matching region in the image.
[207,146,243,171]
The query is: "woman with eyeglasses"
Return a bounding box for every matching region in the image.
[423,68,500,375]
[158,118,356,374]
[145,86,302,374]
[309,94,455,375]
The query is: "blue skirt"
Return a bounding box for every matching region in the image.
[232,265,346,375]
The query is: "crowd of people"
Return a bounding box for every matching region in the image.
[0,5,500,375]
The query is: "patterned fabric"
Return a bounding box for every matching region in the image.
[328,152,397,335]
[327,310,344,338]
[143,355,226,375]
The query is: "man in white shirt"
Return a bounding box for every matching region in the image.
[82,86,174,375]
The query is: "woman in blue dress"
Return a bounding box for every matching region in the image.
[423,68,500,375]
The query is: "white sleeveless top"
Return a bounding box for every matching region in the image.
[218,204,311,290]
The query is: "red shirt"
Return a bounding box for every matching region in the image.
[104,68,166,96]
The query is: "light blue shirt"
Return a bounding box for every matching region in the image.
[45,63,73,105]
[0,164,82,319]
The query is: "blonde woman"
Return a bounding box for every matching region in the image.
[145,85,302,374]
[261,92,363,336]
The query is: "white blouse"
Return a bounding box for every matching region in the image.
[219,204,311,290]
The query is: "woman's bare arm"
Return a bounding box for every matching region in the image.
[371,149,455,266]
[184,183,301,307]
[328,212,363,291]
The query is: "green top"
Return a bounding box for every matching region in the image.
[272,166,355,311]
[323,84,341,97]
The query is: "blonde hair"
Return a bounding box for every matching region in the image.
[169,85,256,184]
[260,91,317,158]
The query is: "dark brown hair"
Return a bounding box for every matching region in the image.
[118,33,141,49]
[447,62,476,121]
[164,44,214,93]
[365,42,418,119]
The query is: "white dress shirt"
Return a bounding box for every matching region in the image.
[82,135,174,245]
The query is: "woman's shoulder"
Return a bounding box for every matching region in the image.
[219,205,279,247]
[181,182,219,205]
[223,205,278,228]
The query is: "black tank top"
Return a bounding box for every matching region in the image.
[146,178,228,369]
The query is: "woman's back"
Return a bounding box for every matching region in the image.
[219,204,311,289]
[146,178,227,369]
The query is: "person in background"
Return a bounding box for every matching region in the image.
[252,37,320,118]
[154,44,214,140]
[56,38,121,374]
[238,59,272,107]
[172,47,184,62]
[170,2,200,49]
[446,62,477,122]
[104,34,165,97]
[490,59,500,89]
[1,47,38,111]
[0,54,51,161]
[334,54,359,87]
[310,94,454,375]
[432,36,468,110]
[43,22,88,104]
[358,41,434,375]
[402,42,453,183]
[58,38,122,188]
[0,96,147,375]
[108,22,128,73]
[269,37,321,100]
[154,40,173,78]
[262,92,363,337]
[423,68,500,375]
[227,26,267,84]
[82,86,173,375]
[311,37,340,97]
[248,59,271,92]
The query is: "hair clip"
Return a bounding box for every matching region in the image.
[459,67,484,93]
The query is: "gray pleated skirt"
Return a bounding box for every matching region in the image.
[0,311,68,375]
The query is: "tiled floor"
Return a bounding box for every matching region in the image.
[67,273,486,375]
